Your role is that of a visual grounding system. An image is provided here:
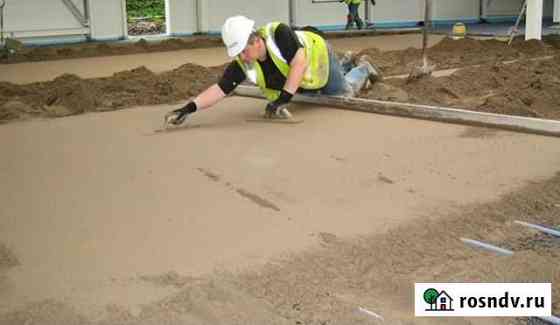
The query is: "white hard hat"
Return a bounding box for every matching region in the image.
[221,16,256,58]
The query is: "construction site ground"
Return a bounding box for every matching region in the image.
[0,33,559,325]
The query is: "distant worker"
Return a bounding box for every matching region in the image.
[164,16,382,125]
[340,0,364,30]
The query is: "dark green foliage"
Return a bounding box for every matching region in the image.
[423,288,439,305]
[126,0,165,19]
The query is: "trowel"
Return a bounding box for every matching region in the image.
[155,111,198,133]
[245,107,303,124]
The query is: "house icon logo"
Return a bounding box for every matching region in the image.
[423,288,454,311]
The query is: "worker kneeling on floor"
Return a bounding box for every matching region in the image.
[165,15,382,126]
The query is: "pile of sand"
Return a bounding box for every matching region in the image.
[0,37,224,64]
[357,37,557,76]
[1,37,559,123]
[0,63,224,122]
[377,55,560,119]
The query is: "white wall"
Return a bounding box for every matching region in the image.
[555,0,560,22]
[170,0,487,34]
[2,0,86,36]
[482,0,554,17]
[294,1,349,28]
[432,0,479,21]
[372,0,423,25]
[202,0,288,33]
[166,0,196,35]
[89,0,126,40]
[483,0,523,16]
[6,0,558,45]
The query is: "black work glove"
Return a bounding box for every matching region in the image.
[166,101,197,125]
[265,90,293,118]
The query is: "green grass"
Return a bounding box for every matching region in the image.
[126,0,165,19]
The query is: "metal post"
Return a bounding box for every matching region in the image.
[422,0,432,59]
[365,0,370,26]
[526,0,543,41]
[289,0,295,27]
[120,0,128,39]
[425,0,432,29]
[0,0,5,46]
[83,0,91,40]
[83,0,89,24]
[555,0,560,24]
[196,0,203,33]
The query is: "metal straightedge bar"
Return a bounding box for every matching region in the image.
[357,307,384,321]
[515,220,560,238]
[533,315,560,325]
[234,85,560,138]
[460,238,514,256]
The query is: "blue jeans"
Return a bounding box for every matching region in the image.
[319,47,369,96]
[347,3,363,29]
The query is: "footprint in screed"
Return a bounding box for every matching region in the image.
[377,173,395,184]
[318,232,338,245]
[330,155,346,162]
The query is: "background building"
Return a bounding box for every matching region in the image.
[0,0,559,45]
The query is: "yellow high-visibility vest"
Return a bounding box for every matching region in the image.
[236,22,329,102]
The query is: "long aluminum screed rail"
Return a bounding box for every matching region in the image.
[234,85,560,138]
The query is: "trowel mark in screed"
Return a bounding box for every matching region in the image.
[197,168,221,182]
[330,155,346,162]
[150,124,202,135]
[459,126,500,138]
[139,270,195,288]
[196,168,280,211]
[235,188,280,212]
